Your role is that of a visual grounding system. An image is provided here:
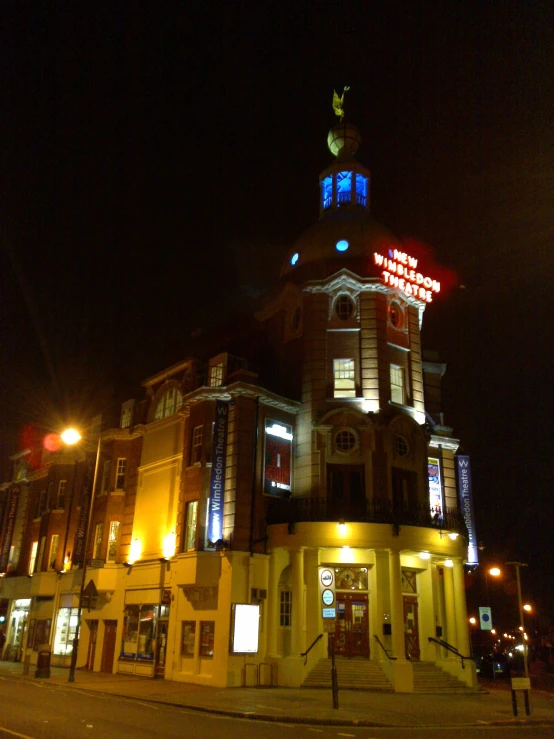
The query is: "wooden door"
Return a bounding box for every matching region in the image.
[403,596,420,659]
[331,594,369,659]
[155,620,169,677]
[86,620,98,670]
[100,620,118,673]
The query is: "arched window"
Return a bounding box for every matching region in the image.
[154,386,183,421]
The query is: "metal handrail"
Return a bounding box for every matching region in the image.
[301,633,323,666]
[428,637,472,669]
[373,634,397,662]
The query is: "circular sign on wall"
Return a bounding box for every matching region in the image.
[320,569,334,587]
[322,589,335,606]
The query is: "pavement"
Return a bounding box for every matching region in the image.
[0,661,553,728]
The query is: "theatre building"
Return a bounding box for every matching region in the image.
[0,116,477,692]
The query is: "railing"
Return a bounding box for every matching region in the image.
[243,662,277,687]
[267,497,465,534]
[428,637,472,669]
[301,633,323,666]
[373,634,397,662]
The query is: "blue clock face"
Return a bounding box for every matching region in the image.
[336,239,349,252]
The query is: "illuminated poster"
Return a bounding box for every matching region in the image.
[264,420,292,497]
[456,455,479,567]
[206,400,229,547]
[230,604,260,654]
[428,457,443,522]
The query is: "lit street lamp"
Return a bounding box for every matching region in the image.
[61,427,102,683]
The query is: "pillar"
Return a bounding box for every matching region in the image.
[267,550,279,657]
[291,547,305,654]
[453,558,471,657]
[388,549,405,659]
[443,563,457,651]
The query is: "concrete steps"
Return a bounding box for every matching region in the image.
[302,658,393,692]
[411,662,478,694]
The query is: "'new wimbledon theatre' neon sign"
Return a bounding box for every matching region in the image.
[374,249,440,303]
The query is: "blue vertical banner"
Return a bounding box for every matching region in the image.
[456,455,479,567]
[207,400,229,548]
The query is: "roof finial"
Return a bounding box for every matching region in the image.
[332,86,350,122]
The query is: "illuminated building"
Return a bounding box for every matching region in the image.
[0,114,477,692]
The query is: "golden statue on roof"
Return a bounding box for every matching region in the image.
[332,86,350,122]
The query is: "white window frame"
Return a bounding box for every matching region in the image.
[185,501,198,552]
[390,364,405,405]
[57,480,67,509]
[48,534,60,570]
[333,358,356,398]
[209,363,224,387]
[279,590,292,627]
[192,425,203,464]
[154,386,183,421]
[106,521,120,563]
[115,458,126,489]
[93,523,104,559]
[29,541,38,575]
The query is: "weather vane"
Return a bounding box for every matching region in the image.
[332,86,350,122]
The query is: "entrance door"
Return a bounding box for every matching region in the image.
[100,620,117,673]
[86,620,98,670]
[331,593,369,658]
[403,596,420,659]
[155,619,169,677]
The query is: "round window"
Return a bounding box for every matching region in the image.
[334,429,357,453]
[394,434,409,457]
[389,300,405,329]
[334,294,355,321]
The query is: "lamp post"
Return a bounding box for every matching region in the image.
[61,428,102,683]
[506,561,529,678]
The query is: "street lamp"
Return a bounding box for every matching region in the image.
[61,427,102,683]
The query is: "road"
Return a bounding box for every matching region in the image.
[0,679,552,739]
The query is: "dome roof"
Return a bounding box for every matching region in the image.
[280,210,402,283]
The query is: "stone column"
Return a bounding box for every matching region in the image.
[453,558,471,657]
[388,549,405,659]
[267,549,280,657]
[291,547,305,654]
[443,563,458,651]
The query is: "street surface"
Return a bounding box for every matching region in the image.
[0,678,553,739]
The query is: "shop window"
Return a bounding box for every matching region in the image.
[115,458,126,489]
[191,425,203,464]
[120,605,157,661]
[184,501,198,552]
[48,535,59,571]
[333,358,356,398]
[390,364,405,405]
[279,590,292,627]
[199,621,215,658]
[181,621,196,658]
[53,608,78,655]
[107,521,120,563]
[93,523,104,559]
[57,480,67,509]
[28,541,38,575]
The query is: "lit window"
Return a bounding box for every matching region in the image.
[334,294,355,320]
[355,174,368,205]
[107,521,120,563]
[209,363,224,387]
[154,386,183,421]
[57,481,67,509]
[94,523,104,559]
[185,501,198,552]
[121,406,132,429]
[336,171,352,204]
[192,426,203,464]
[29,541,38,575]
[390,365,405,405]
[334,359,356,398]
[279,591,292,627]
[49,535,59,570]
[321,175,333,209]
[115,458,126,489]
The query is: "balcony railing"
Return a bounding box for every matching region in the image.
[266,496,465,533]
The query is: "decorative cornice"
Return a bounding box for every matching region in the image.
[428,435,460,452]
[180,381,300,416]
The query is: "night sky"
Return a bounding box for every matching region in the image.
[0,4,552,626]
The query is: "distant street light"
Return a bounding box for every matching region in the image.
[61,427,102,683]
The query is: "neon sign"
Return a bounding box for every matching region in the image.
[374,249,440,303]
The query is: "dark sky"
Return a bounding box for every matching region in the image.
[0,4,552,623]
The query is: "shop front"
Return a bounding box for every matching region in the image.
[5,598,30,662]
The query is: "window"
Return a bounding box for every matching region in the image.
[57,481,67,509]
[336,170,352,204]
[191,425,203,464]
[185,501,198,551]
[355,173,368,206]
[280,591,292,627]
[107,521,120,563]
[181,621,196,658]
[36,537,46,573]
[93,523,104,559]
[334,295,355,321]
[29,541,38,575]
[53,607,78,655]
[321,175,333,209]
[209,363,224,387]
[101,460,111,493]
[35,490,47,518]
[47,481,54,508]
[390,365,405,404]
[334,429,357,453]
[199,621,215,658]
[333,359,356,398]
[121,605,157,661]
[115,458,126,489]
[48,535,59,570]
[154,386,183,421]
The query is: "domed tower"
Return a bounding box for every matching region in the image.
[259,94,472,692]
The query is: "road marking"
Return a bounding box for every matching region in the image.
[307,729,324,733]
[0,725,36,739]
[337,734,356,737]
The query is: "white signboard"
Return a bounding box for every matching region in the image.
[318,567,336,621]
[231,604,260,653]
